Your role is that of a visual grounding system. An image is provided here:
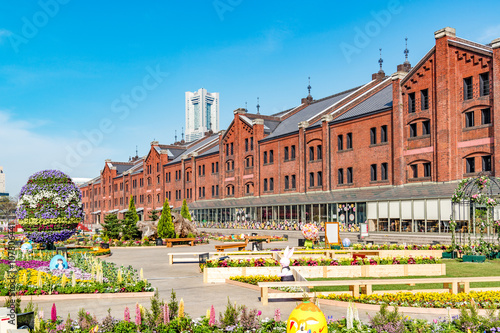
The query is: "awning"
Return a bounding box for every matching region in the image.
[119,208,128,213]
[91,210,101,215]
[136,207,144,212]
[155,207,163,211]
[108,209,118,213]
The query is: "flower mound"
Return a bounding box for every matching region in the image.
[16,170,83,243]
[301,223,319,241]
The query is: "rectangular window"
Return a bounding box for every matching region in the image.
[291,145,296,159]
[370,128,376,145]
[465,111,474,128]
[346,133,352,149]
[409,123,417,137]
[481,108,491,125]
[263,151,268,164]
[420,89,429,110]
[482,156,492,172]
[309,146,314,161]
[424,162,431,177]
[422,120,430,135]
[269,150,274,163]
[226,144,229,156]
[264,179,268,192]
[381,162,388,180]
[309,172,314,187]
[347,167,353,184]
[245,138,249,152]
[371,164,377,181]
[230,143,234,155]
[250,137,253,150]
[317,172,322,186]
[408,92,415,113]
[411,164,418,178]
[466,157,475,173]
[202,165,205,175]
[338,135,343,151]
[284,175,289,190]
[211,163,214,173]
[317,145,322,160]
[338,169,344,185]
[380,125,387,143]
[216,162,219,173]
[464,77,473,100]
[198,165,202,176]
[269,178,274,191]
[480,72,490,96]
[212,186,214,197]
[291,175,296,189]
[284,146,289,161]
[216,185,219,196]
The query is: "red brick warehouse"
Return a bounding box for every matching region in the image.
[80,27,500,234]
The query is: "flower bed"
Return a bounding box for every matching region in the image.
[205,256,440,268]
[229,275,281,285]
[204,256,444,283]
[352,243,450,251]
[319,290,500,309]
[0,252,152,296]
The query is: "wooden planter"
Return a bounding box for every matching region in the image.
[203,264,446,283]
[442,251,457,259]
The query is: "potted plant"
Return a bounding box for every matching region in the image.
[100,236,110,249]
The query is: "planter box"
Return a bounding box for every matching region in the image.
[203,263,445,283]
[442,251,457,259]
[462,255,486,263]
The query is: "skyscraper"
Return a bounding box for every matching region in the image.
[185,88,219,142]
[0,167,6,196]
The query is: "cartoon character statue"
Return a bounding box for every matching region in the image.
[287,301,327,333]
[279,246,295,282]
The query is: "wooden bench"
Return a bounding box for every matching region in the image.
[245,236,272,243]
[214,242,247,252]
[165,238,196,247]
[257,276,500,306]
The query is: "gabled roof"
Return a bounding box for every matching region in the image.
[170,134,219,163]
[261,86,361,141]
[199,144,220,158]
[312,84,393,126]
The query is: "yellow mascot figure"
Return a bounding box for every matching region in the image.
[287,301,328,333]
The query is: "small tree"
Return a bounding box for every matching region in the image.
[181,199,192,221]
[157,198,175,239]
[121,196,141,240]
[102,213,120,240]
[148,209,159,221]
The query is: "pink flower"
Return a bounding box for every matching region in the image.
[274,308,281,322]
[135,303,141,325]
[51,303,57,322]
[209,305,216,326]
[163,304,169,324]
[124,307,130,322]
[257,310,262,316]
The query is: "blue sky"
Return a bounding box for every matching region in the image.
[1,0,500,195]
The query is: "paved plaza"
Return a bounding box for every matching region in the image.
[21,231,447,323]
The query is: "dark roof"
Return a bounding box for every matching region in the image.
[262,87,360,141]
[188,182,457,209]
[114,164,134,175]
[199,144,219,158]
[314,84,393,126]
[170,134,219,163]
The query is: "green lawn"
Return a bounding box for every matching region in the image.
[309,259,500,292]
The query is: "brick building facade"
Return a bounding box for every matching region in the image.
[81,27,500,233]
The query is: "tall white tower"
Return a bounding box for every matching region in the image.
[185,88,219,142]
[0,167,5,194]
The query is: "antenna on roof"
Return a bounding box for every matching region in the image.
[256,97,260,114]
[404,37,409,63]
[136,145,138,157]
[307,77,311,96]
[378,48,384,72]
[181,127,184,141]
[245,102,247,112]
[175,130,177,142]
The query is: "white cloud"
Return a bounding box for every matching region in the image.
[477,24,500,43]
[0,110,111,197]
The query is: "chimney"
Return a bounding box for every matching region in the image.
[372,70,386,80]
[233,108,246,115]
[301,95,313,104]
[434,27,456,39]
